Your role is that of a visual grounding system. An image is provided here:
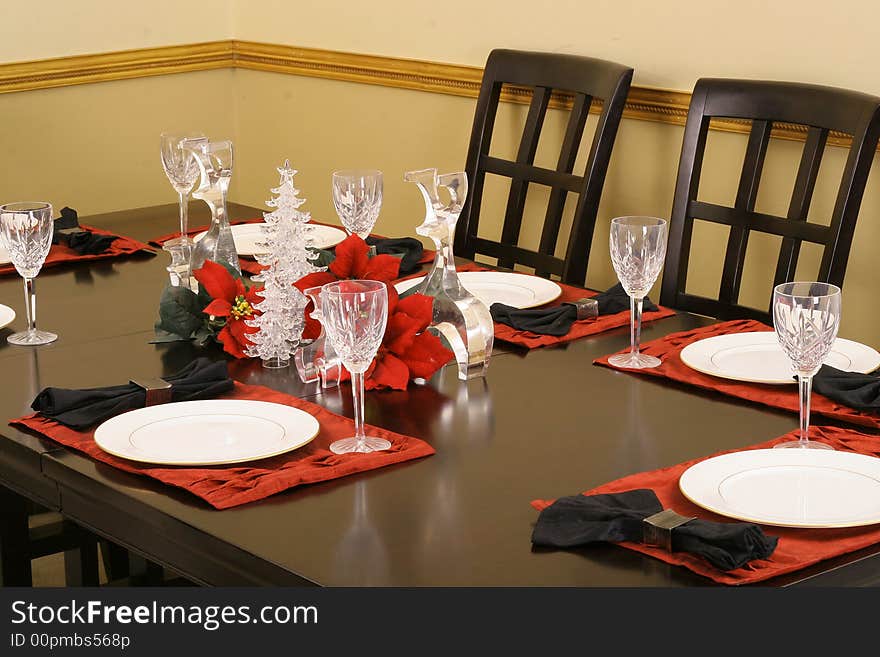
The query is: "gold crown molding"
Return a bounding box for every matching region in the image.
[0,41,232,93]
[0,40,856,148]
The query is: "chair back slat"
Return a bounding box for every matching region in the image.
[773,126,828,287]
[719,119,773,305]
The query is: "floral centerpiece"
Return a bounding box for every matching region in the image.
[154,233,452,389]
[294,234,452,390]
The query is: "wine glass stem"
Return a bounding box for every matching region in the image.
[178,190,188,237]
[629,296,644,356]
[23,277,37,333]
[798,374,813,446]
[351,370,367,443]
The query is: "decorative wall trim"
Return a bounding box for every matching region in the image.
[0,40,853,148]
[0,42,232,93]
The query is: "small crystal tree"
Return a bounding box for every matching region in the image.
[245,161,324,368]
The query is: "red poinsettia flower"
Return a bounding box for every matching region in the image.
[365,293,453,390]
[332,291,452,391]
[193,260,261,358]
[294,234,401,340]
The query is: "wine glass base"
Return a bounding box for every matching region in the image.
[7,329,57,346]
[608,352,661,369]
[329,436,392,454]
[773,440,834,450]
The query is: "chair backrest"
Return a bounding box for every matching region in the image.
[453,49,633,285]
[661,78,880,322]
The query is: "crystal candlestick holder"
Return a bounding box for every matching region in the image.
[294,285,343,388]
[404,167,493,380]
[185,138,240,275]
[162,237,198,292]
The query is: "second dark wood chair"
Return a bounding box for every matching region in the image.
[661,78,880,322]
[454,49,633,285]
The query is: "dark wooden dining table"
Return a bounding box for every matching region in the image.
[2,203,880,587]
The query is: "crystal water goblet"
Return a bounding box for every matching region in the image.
[331,169,383,239]
[773,282,841,449]
[0,202,58,345]
[608,216,668,369]
[320,280,390,454]
[160,131,205,238]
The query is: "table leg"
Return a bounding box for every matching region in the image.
[0,485,33,586]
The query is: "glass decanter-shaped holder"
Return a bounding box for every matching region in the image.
[293,285,343,388]
[404,168,493,380]
[185,138,240,275]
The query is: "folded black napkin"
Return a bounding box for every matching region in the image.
[31,358,234,430]
[489,283,659,336]
[52,207,117,255]
[593,282,659,315]
[532,489,778,571]
[813,364,880,411]
[365,236,424,275]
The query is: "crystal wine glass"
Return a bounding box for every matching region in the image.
[608,216,668,369]
[160,131,205,238]
[320,280,390,454]
[773,282,841,449]
[331,169,383,239]
[0,202,58,345]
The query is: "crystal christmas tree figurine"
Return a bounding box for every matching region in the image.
[245,161,324,368]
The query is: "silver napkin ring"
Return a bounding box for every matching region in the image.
[642,509,695,552]
[562,298,598,320]
[130,377,173,407]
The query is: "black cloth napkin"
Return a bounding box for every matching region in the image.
[532,489,778,571]
[31,358,234,430]
[592,282,658,315]
[813,364,880,411]
[365,236,424,275]
[489,283,659,336]
[52,207,117,255]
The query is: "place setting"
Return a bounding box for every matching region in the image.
[0,203,153,279]
[12,309,436,509]
[393,214,676,351]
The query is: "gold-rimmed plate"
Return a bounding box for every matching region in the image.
[394,271,562,309]
[94,399,319,466]
[680,448,880,528]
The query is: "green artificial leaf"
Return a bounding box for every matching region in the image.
[149,328,191,344]
[192,325,216,347]
[156,285,207,338]
[309,248,335,269]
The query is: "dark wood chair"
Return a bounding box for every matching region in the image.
[454,49,633,285]
[661,78,880,322]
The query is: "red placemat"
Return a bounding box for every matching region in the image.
[0,225,153,277]
[595,319,880,429]
[398,263,675,349]
[11,382,434,509]
[532,425,880,585]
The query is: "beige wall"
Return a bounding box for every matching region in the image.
[0,70,236,218]
[234,0,880,93]
[1,2,233,61]
[2,1,880,342]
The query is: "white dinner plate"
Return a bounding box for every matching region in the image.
[679,448,880,528]
[94,399,320,466]
[679,331,880,385]
[193,222,346,255]
[394,271,562,309]
[0,304,15,329]
[0,243,10,265]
